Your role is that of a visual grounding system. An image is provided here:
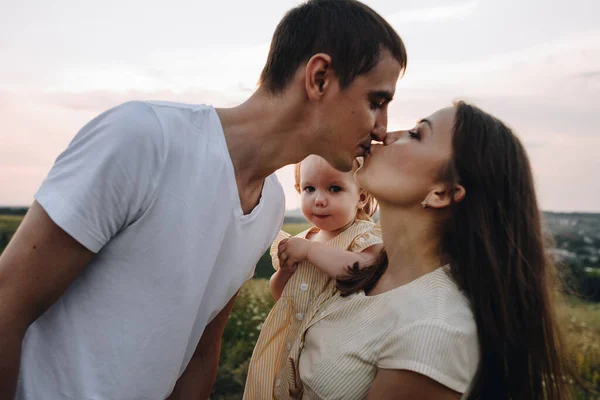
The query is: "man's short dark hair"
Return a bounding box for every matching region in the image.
[260,0,407,93]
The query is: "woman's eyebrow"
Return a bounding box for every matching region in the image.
[418,118,433,132]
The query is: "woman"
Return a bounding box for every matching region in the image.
[278,101,570,399]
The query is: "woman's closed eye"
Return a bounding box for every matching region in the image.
[408,129,421,140]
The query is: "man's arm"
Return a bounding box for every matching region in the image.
[166,293,238,400]
[0,201,94,398]
[367,369,461,400]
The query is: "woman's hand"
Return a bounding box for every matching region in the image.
[277,237,311,271]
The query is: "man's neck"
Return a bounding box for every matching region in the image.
[215,86,315,188]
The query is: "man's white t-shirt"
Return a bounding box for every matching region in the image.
[16,101,285,400]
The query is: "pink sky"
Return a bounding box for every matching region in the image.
[1,0,599,212]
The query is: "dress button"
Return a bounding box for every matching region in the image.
[276,378,281,387]
[287,342,291,351]
[296,313,303,321]
[300,282,309,291]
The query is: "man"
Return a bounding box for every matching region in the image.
[0,0,407,398]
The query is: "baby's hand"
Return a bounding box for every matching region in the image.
[278,237,310,271]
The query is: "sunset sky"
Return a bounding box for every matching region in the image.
[1,0,599,212]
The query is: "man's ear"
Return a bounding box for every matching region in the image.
[305,53,333,101]
[423,184,466,209]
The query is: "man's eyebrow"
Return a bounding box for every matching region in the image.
[369,90,394,102]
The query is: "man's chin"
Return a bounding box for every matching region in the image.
[329,156,354,172]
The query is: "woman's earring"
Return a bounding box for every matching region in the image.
[421,200,428,209]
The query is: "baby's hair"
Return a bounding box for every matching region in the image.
[294,157,378,221]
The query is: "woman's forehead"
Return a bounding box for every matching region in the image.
[426,107,456,133]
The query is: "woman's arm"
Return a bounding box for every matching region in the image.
[278,237,383,278]
[367,369,461,400]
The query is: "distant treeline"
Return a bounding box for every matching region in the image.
[0,207,28,216]
[282,215,307,224]
[1,207,598,219]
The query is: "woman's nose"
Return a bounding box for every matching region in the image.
[382,130,403,145]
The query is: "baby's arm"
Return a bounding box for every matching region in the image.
[268,230,294,301]
[269,264,297,301]
[278,238,383,278]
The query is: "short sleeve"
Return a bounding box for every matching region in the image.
[270,230,292,271]
[377,320,479,393]
[34,101,166,253]
[349,224,383,253]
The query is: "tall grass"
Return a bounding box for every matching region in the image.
[1,215,598,398]
[214,279,600,399]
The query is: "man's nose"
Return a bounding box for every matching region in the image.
[370,110,388,142]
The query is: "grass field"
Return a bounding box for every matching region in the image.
[0,214,22,233]
[0,214,22,252]
[282,222,311,236]
[218,279,600,399]
[1,214,599,397]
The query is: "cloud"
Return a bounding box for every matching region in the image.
[576,70,600,79]
[45,88,242,113]
[386,1,479,24]
[40,43,270,95]
[1,0,598,212]
[399,29,600,96]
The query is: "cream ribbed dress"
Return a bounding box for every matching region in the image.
[298,266,480,399]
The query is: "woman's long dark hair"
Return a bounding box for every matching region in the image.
[338,101,571,399]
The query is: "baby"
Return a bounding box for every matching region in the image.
[244,155,383,399]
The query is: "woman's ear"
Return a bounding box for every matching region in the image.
[423,184,466,209]
[305,53,333,101]
[357,190,368,210]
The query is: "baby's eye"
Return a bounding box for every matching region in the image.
[329,186,342,193]
[303,186,315,193]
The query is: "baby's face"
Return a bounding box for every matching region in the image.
[299,155,362,233]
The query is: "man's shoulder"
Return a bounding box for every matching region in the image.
[262,174,286,214]
[120,100,215,129]
[141,100,212,114]
[265,173,284,195]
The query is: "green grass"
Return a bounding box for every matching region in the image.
[563,296,600,331]
[282,222,311,236]
[2,214,599,397]
[215,280,600,399]
[558,296,600,397]
[0,214,23,232]
[0,214,23,252]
